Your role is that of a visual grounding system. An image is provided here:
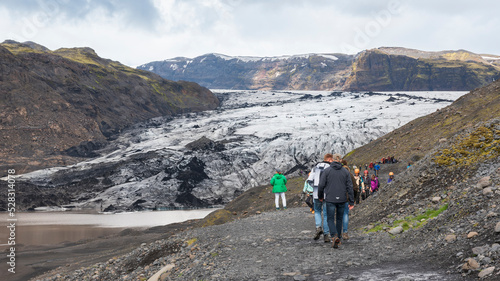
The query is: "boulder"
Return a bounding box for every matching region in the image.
[477,176,491,188]
[482,187,493,196]
[462,258,480,270]
[388,226,404,235]
[491,243,500,252]
[486,212,498,218]
[445,234,457,243]
[467,232,479,239]
[478,266,495,278]
[472,245,490,255]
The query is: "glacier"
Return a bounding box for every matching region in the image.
[15,90,466,211]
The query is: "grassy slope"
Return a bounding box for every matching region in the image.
[1,42,218,112]
[345,79,500,167]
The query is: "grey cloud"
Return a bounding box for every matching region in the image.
[0,0,161,30]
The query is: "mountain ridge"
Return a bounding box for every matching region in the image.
[138,47,500,91]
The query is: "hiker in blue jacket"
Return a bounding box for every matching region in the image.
[374,163,380,177]
[318,153,354,249]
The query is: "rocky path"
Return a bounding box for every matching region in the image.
[166,208,465,281]
[35,207,473,281]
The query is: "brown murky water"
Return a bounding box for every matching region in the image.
[0,209,216,248]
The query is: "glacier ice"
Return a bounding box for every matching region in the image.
[16,90,466,210]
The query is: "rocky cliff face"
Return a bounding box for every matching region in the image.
[346,49,500,91]
[138,53,354,90]
[138,48,500,91]
[0,40,219,174]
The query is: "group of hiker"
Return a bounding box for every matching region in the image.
[270,153,396,249]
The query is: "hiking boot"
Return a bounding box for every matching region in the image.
[313,227,323,240]
[324,234,331,243]
[332,237,341,249]
[276,207,280,211]
[283,207,287,210]
[342,232,349,240]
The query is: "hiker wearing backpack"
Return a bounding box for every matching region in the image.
[307,153,333,243]
[318,153,354,249]
[361,170,371,200]
[270,169,287,210]
[370,174,380,193]
[374,163,380,176]
[353,169,364,204]
[302,179,314,213]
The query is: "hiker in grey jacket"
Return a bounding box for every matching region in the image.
[318,153,354,249]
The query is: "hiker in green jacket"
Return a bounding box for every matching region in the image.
[271,169,287,210]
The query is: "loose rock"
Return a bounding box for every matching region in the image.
[431,197,441,203]
[462,258,480,270]
[467,232,479,239]
[495,222,500,233]
[483,187,493,195]
[477,176,491,188]
[445,234,456,243]
[477,266,495,278]
[472,245,490,255]
[388,226,404,235]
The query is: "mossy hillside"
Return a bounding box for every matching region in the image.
[433,120,500,167]
[0,41,219,174]
[345,78,500,168]
[2,41,46,55]
[365,204,449,233]
[2,41,218,111]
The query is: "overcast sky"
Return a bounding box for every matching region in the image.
[0,0,499,67]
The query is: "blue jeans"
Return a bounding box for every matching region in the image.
[343,202,349,233]
[326,202,345,239]
[313,199,329,235]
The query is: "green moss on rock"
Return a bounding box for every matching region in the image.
[433,122,500,167]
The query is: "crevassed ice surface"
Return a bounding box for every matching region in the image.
[17,91,467,209]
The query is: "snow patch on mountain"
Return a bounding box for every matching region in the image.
[320,54,339,61]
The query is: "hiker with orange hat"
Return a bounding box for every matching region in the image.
[353,168,364,204]
[387,172,395,184]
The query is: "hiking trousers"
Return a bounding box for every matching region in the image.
[313,199,329,235]
[325,202,345,239]
[275,192,286,208]
[343,202,349,233]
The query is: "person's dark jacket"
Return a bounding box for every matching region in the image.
[318,161,354,205]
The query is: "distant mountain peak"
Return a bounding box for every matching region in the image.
[138,47,500,91]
